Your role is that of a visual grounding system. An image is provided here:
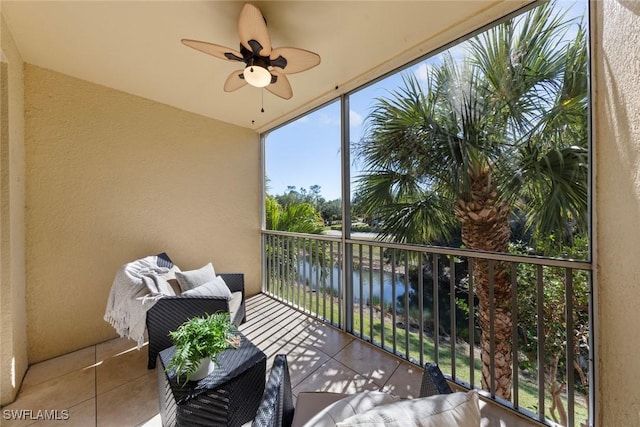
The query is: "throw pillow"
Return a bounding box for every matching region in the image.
[181,275,232,300]
[336,390,480,427]
[303,391,400,427]
[175,262,216,292]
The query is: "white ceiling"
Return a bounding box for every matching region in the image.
[1,1,530,132]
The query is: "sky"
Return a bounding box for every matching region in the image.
[264,0,587,202]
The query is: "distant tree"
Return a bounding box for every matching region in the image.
[309,185,323,209]
[350,190,369,224]
[320,199,342,223]
[276,187,303,207]
[264,196,325,290]
[275,185,324,208]
[271,185,338,223]
[265,196,322,233]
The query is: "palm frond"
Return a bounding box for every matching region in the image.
[506,144,588,242]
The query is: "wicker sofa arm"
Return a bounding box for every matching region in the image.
[252,355,294,427]
[218,273,244,294]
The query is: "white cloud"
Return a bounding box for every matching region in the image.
[350,110,363,127]
[413,63,431,84]
[316,113,340,126]
[446,43,468,62]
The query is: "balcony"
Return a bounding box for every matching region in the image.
[3,293,542,427]
[263,230,592,427]
[3,1,640,424]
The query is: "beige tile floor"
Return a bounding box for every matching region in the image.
[2,293,535,427]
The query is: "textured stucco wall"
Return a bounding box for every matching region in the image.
[593,0,640,425]
[24,65,260,363]
[0,13,28,405]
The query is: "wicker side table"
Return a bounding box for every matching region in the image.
[157,333,266,427]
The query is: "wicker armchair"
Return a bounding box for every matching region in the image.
[145,272,246,369]
[252,355,295,427]
[251,358,453,427]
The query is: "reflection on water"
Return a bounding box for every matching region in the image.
[297,259,412,306]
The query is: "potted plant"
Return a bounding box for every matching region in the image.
[166,312,240,384]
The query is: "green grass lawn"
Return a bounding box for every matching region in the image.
[267,281,589,425]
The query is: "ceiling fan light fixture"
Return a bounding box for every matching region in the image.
[243,65,271,87]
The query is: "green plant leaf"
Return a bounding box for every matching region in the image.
[165,312,238,385]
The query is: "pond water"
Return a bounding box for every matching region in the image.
[296,259,413,305]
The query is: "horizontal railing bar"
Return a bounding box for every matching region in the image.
[262,229,342,242]
[344,238,591,270]
[261,230,592,270]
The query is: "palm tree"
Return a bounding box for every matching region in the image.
[265,196,322,234]
[353,2,587,400]
[264,196,326,293]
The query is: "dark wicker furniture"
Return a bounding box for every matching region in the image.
[251,357,453,427]
[252,355,295,427]
[420,362,454,396]
[146,272,246,369]
[158,332,266,427]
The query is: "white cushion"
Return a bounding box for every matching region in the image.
[293,393,350,427]
[175,262,216,292]
[336,391,480,427]
[302,391,400,427]
[181,275,232,299]
[228,291,243,316]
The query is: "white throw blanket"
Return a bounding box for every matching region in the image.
[103,255,169,347]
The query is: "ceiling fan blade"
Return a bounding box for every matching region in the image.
[266,71,293,100]
[238,3,272,56]
[224,70,248,92]
[270,47,321,74]
[181,39,243,62]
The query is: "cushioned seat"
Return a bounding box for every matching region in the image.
[291,393,349,427]
[251,358,480,427]
[291,362,454,427]
[229,290,244,323]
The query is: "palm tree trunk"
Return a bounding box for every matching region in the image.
[455,167,513,400]
[473,258,512,400]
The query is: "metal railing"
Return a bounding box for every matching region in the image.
[262,230,593,427]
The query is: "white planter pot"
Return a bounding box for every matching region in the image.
[190,357,215,381]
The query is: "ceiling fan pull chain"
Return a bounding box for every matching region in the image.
[261,89,265,113]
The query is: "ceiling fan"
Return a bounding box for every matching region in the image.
[181,3,321,100]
